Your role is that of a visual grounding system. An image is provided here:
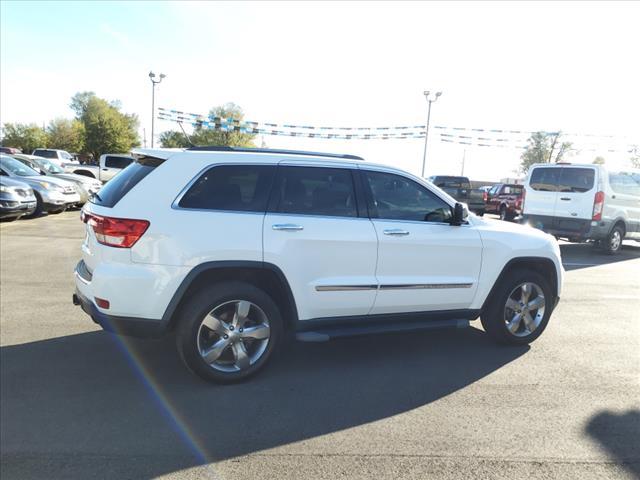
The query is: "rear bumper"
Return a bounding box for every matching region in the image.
[73,288,169,338]
[521,214,611,241]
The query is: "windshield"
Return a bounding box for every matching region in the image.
[35,157,64,174]
[0,155,40,176]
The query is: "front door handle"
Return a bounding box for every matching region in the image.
[272,224,304,231]
[560,197,571,201]
[383,228,410,236]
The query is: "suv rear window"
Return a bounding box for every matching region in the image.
[90,157,163,208]
[178,165,275,212]
[529,167,561,191]
[105,156,134,169]
[33,150,57,159]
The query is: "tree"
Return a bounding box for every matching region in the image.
[159,130,190,148]
[592,156,605,165]
[520,132,572,173]
[190,103,257,147]
[0,123,48,153]
[47,118,85,152]
[83,97,140,158]
[72,93,140,159]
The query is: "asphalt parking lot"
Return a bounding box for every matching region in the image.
[1,211,639,480]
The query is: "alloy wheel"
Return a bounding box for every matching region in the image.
[503,282,546,337]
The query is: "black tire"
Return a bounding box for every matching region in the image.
[25,192,44,218]
[499,205,507,221]
[481,269,553,346]
[603,225,624,255]
[476,209,485,217]
[49,206,67,214]
[175,281,283,384]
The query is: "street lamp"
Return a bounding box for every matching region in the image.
[149,71,166,148]
[421,90,442,178]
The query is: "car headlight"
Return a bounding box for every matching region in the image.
[0,185,9,193]
[38,181,64,192]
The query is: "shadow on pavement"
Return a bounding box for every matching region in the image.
[560,242,640,271]
[585,409,640,479]
[1,326,527,479]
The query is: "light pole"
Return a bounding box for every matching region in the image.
[149,71,166,148]
[421,90,442,178]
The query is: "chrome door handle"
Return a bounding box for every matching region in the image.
[272,224,304,231]
[383,228,410,236]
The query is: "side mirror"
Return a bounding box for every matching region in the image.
[451,202,468,226]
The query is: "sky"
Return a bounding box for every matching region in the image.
[1,1,639,180]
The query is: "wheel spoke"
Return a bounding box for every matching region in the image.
[507,313,522,333]
[202,338,230,364]
[202,315,227,334]
[232,301,251,328]
[520,283,532,303]
[522,312,536,332]
[233,342,250,370]
[505,297,519,311]
[241,324,270,340]
[527,296,545,311]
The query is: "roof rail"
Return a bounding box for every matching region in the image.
[186,145,364,161]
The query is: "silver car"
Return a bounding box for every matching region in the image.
[12,154,102,206]
[0,154,80,215]
[0,177,37,221]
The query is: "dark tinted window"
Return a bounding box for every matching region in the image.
[558,168,595,193]
[33,150,57,159]
[91,157,163,208]
[178,165,275,212]
[105,156,134,169]
[430,176,470,189]
[529,167,561,192]
[272,166,357,217]
[364,170,452,222]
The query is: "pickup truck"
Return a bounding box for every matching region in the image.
[68,154,134,182]
[427,175,486,215]
[485,183,524,221]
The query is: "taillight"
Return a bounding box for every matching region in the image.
[483,191,488,203]
[520,189,526,212]
[592,191,605,221]
[82,212,149,248]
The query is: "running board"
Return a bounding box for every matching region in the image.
[295,318,469,342]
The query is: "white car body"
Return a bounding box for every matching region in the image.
[74,148,563,329]
[69,154,135,182]
[522,163,640,248]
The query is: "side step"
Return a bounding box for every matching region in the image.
[295,318,469,343]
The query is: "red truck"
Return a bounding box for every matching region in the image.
[485,183,524,221]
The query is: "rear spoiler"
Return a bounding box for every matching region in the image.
[130,148,185,161]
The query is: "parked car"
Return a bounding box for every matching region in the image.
[73,146,563,384]
[0,154,80,215]
[522,163,640,254]
[69,154,134,182]
[427,175,486,215]
[12,154,102,206]
[0,177,37,220]
[0,146,22,155]
[486,183,524,221]
[31,148,79,169]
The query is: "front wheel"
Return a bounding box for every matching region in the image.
[481,270,553,345]
[176,282,283,383]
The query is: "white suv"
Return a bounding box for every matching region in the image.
[73,147,564,383]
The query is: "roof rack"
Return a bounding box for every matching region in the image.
[186,146,364,161]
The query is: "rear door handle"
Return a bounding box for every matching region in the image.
[272,224,304,231]
[383,228,410,236]
[560,197,571,201]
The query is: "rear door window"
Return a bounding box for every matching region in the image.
[178,164,275,212]
[105,156,134,169]
[558,168,595,193]
[609,172,640,196]
[529,167,561,192]
[271,166,358,218]
[91,157,163,208]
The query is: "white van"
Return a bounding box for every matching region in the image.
[522,163,640,253]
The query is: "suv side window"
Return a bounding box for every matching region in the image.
[105,156,134,169]
[178,164,275,212]
[272,166,358,217]
[609,172,640,196]
[363,170,452,223]
[529,167,561,192]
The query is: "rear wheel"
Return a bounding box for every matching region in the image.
[603,225,624,255]
[481,269,553,345]
[176,281,283,383]
[499,205,507,221]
